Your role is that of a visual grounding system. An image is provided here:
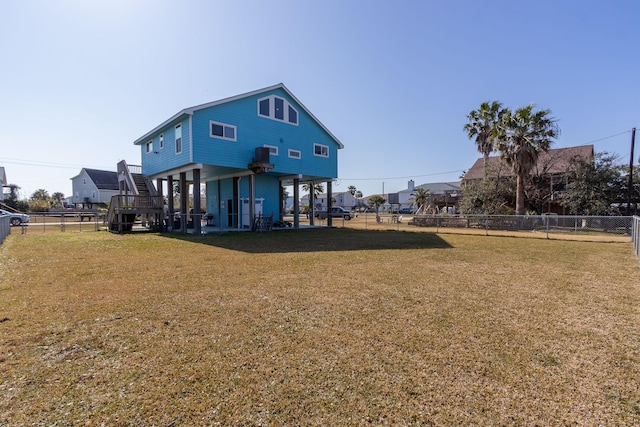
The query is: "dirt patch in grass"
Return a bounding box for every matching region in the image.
[1,229,639,425]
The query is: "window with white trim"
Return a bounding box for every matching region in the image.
[314,143,329,157]
[288,149,301,159]
[175,124,182,154]
[258,95,298,125]
[264,145,278,155]
[146,140,153,153]
[210,121,237,141]
[159,134,164,149]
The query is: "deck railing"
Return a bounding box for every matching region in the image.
[111,194,164,210]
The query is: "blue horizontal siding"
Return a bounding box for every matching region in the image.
[191,87,338,179]
[140,118,191,176]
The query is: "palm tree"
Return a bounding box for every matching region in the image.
[30,188,50,201]
[408,187,430,213]
[347,185,363,210]
[464,101,506,178]
[302,182,324,214]
[302,182,324,199]
[368,194,386,222]
[51,192,65,208]
[496,104,560,215]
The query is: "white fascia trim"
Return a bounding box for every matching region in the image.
[278,85,345,149]
[132,83,345,149]
[189,116,193,163]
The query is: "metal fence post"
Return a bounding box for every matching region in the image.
[546,216,550,239]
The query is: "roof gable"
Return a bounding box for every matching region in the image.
[133,83,344,149]
[413,182,461,195]
[463,145,594,181]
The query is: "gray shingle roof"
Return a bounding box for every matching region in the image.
[84,169,119,190]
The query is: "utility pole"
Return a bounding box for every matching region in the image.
[628,127,636,215]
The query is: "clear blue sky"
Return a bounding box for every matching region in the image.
[1,0,639,200]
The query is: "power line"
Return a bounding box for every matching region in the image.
[0,157,114,171]
[340,170,464,181]
[582,130,633,145]
[342,129,638,182]
[2,128,637,181]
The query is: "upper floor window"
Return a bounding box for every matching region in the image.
[159,134,164,149]
[264,145,278,156]
[175,124,182,154]
[146,140,153,153]
[258,95,298,125]
[314,143,329,158]
[288,149,301,159]
[210,121,237,141]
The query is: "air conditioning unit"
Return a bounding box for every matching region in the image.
[254,147,270,163]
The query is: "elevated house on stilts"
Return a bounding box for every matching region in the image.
[110,83,343,233]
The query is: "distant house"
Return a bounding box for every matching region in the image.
[462,144,594,213]
[310,191,359,211]
[0,167,6,201]
[132,83,343,231]
[70,168,119,208]
[463,145,594,182]
[393,180,461,213]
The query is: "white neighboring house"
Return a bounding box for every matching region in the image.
[316,191,359,210]
[0,167,6,201]
[300,191,360,211]
[394,180,461,212]
[71,168,119,208]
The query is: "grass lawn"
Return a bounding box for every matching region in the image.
[1,229,639,425]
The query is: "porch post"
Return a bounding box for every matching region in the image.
[156,178,164,230]
[180,172,187,233]
[249,173,255,230]
[293,178,300,229]
[309,184,315,226]
[327,180,333,227]
[156,178,164,198]
[193,168,201,235]
[167,176,175,231]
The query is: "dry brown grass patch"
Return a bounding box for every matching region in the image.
[1,229,639,425]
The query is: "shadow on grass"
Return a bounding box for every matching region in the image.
[160,227,453,254]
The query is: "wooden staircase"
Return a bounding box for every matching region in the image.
[107,161,164,233]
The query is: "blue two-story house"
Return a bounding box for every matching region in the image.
[132,83,343,232]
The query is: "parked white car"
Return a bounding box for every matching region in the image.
[0,209,30,226]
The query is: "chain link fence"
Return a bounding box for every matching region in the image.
[16,212,105,234]
[411,214,633,237]
[326,213,634,241]
[6,212,640,250]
